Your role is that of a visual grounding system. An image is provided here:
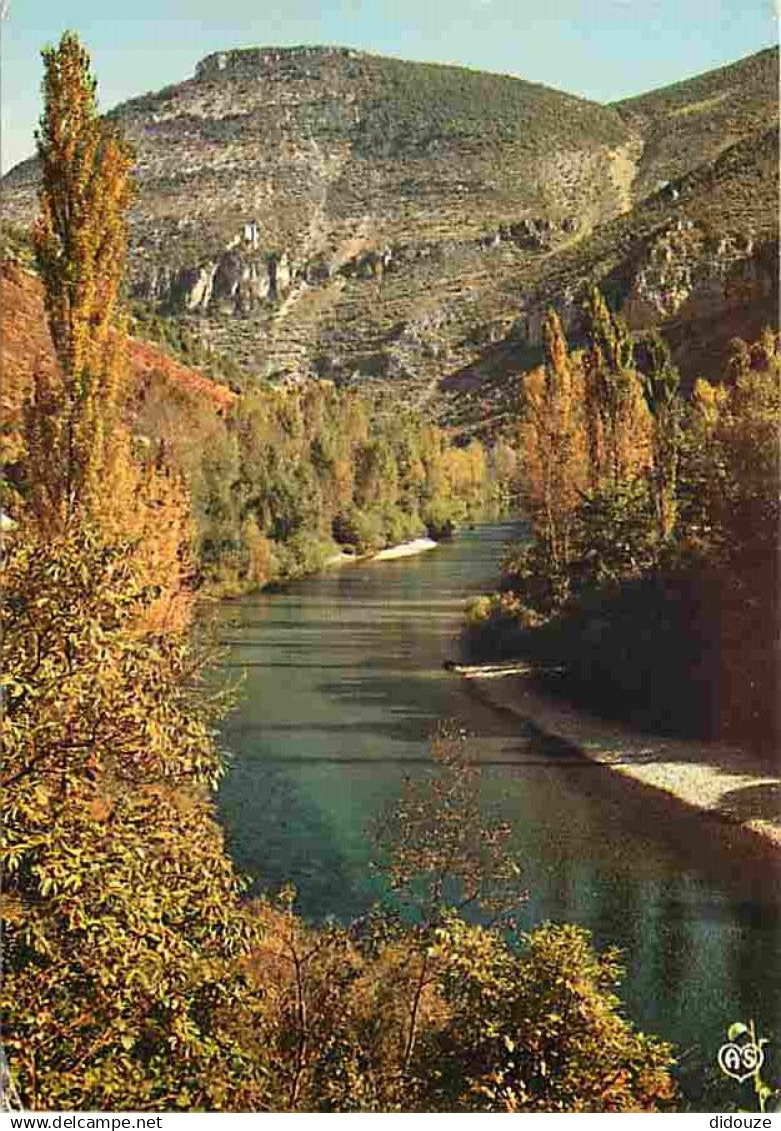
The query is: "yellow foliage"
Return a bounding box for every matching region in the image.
[28,33,135,532]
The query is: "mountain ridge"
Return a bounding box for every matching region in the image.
[2,43,777,428]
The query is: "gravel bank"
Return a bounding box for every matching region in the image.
[372,538,438,561]
[455,664,781,849]
[325,538,438,567]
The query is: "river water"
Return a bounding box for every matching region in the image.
[215,521,780,1102]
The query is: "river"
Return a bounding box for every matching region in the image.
[215,521,781,1104]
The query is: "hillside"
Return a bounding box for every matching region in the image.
[441,123,779,434]
[614,47,779,200]
[3,45,778,430]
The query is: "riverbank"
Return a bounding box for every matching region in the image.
[454,663,781,849]
[205,537,440,595]
[372,537,438,561]
[326,537,438,566]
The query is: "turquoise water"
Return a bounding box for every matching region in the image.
[215,522,780,1103]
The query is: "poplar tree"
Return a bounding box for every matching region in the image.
[26,31,135,530]
[24,33,194,627]
[582,288,650,491]
[635,332,681,544]
[518,311,586,576]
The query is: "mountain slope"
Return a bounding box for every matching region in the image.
[3,45,634,262]
[0,261,234,484]
[613,47,779,201]
[0,46,641,387]
[2,44,778,427]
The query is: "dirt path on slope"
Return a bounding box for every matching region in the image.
[608,136,644,216]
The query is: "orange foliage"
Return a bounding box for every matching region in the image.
[517,305,655,572]
[0,262,234,480]
[8,35,234,633]
[517,313,588,569]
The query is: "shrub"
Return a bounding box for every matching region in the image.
[418,919,676,1112]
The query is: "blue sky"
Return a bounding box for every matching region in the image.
[2,0,778,171]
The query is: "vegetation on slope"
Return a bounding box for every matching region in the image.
[0,39,638,392]
[137,373,495,593]
[1,252,497,592]
[2,43,776,431]
[532,127,778,311]
[439,120,778,437]
[347,52,629,155]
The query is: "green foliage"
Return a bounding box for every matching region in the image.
[332,506,386,552]
[371,725,522,926]
[233,734,674,1112]
[616,46,779,198]
[369,726,524,1079]
[147,381,492,593]
[1,524,223,793]
[3,522,676,1109]
[474,291,778,754]
[129,301,249,391]
[0,222,35,267]
[1,38,272,1103]
[635,332,682,543]
[420,919,675,1111]
[241,905,675,1112]
[0,523,268,1110]
[501,539,571,615]
[202,47,628,158]
[573,480,657,588]
[5,36,682,1114]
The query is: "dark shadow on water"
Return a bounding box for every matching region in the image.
[223,716,442,746]
[217,659,416,671]
[223,753,610,768]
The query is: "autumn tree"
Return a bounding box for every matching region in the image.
[26,32,134,531]
[418,920,675,1111]
[22,32,194,630]
[0,37,262,1109]
[634,332,682,545]
[555,290,656,588]
[370,725,525,1078]
[513,311,587,606]
[234,732,675,1112]
[0,520,274,1110]
[675,377,730,558]
[582,288,651,491]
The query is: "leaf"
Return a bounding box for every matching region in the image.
[728,1022,749,1041]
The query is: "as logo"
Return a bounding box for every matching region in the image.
[718,1022,766,1085]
